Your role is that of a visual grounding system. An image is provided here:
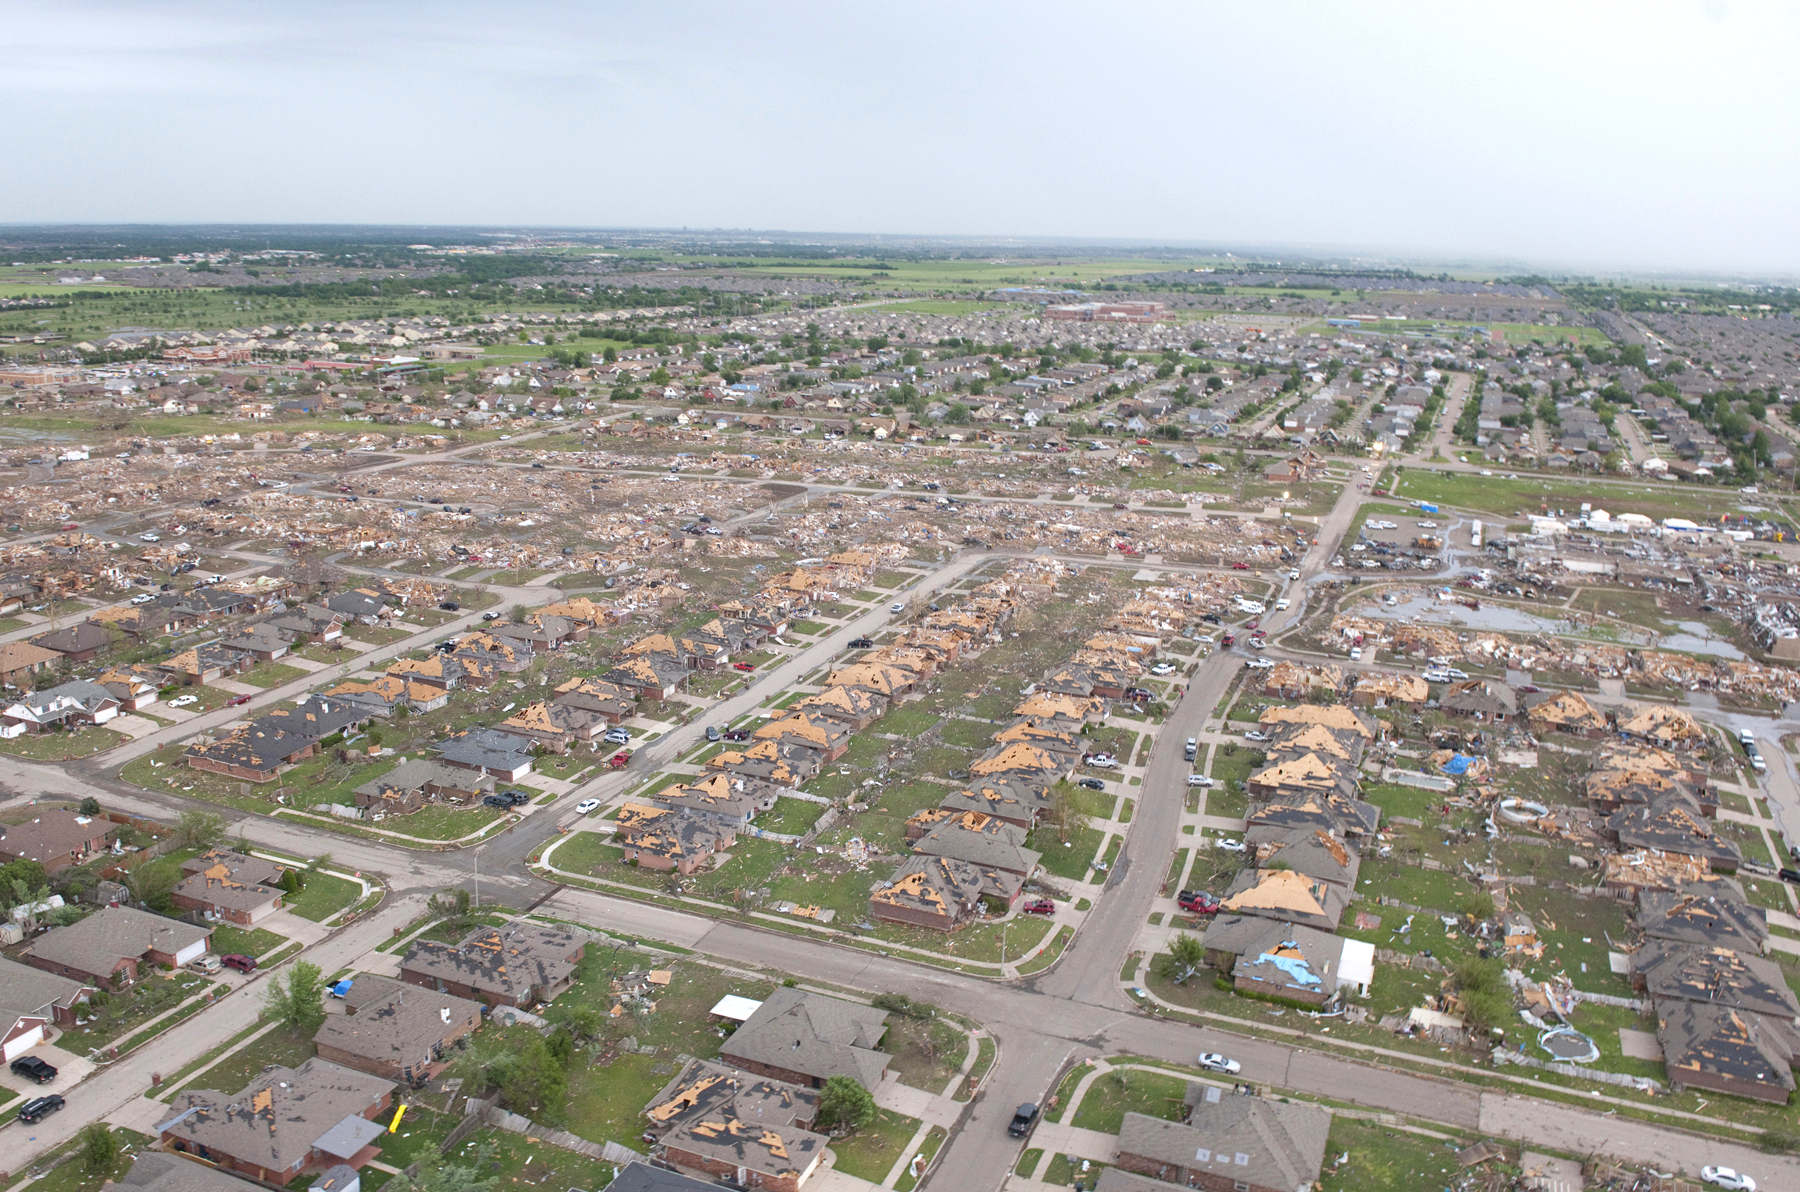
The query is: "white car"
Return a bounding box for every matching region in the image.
[1480,469,1494,476]
[890,602,906,613]
[1349,647,1362,660]
[1274,597,1289,610]
[1197,1052,1242,1075]
[1416,520,1437,529]
[483,611,502,620]
[1243,731,1270,742]
[1287,570,1300,580]
[575,798,601,816]
[1083,754,1119,769]
[166,695,198,708]
[1187,775,1216,787]
[1216,838,1246,853]
[138,532,160,542]
[1249,658,1275,669]
[130,593,154,605]
[1701,1166,1755,1191]
[1150,663,1176,676]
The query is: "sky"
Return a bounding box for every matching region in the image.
[6,0,1800,276]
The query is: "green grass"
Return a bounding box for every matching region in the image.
[0,725,129,761]
[893,1125,945,1191]
[757,794,824,836]
[23,1128,150,1192]
[955,1036,996,1102]
[374,1099,463,1168]
[831,1109,922,1183]
[368,803,501,842]
[167,1021,319,1097]
[281,871,363,921]
[1015,1147,1043,1179]
[1320,1117,1463,1191]
[235,660,315,689]
[1026,823,1104,880]
[1071,1068,1191,1133]
[207,924,286,959]
[54,971,204,1057]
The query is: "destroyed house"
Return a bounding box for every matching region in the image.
[385,654,467,691]
[792,685,887,731]
[351,759,492,814]
[653,773,777,829]
[717,986,890,1091]
[1219,869,1345,932]
[170,862,284,927]
[1526,690,1608,737]
[551,676,639,719]
[753,713,850,761]
[1256,830,1360,889]
[1245,753,1354,803]
[619,808,736,874]
[157,1058,395,1187]
[907,811,1041,882]
[495,700,608,753]
[313,976,483,1084]
[603,654,691,702]
[1011,691,1105,732]
[1348,671,1428,711]
[938,779,1048,830]
[822,661,919,697]
[1439,678,1518,721]
[1245,793,1382,845]
[324,675,448,717]
[399,922,584,1009]
[707,738,822,788]
[1605,799,1741,872]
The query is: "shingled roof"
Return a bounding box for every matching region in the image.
[718,987,890,1091]
[157,1058,393,1179]
[1116,1090,1330,1192]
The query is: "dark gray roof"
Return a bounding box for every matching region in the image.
[27,907,210,979]
[1117,1091,1330,1192]
[718,986,890,1090]
[400,921,583,1003]
[101,1151,270,1192]
[606,1163,728,1192]
[313,976,483,1069]
[431,727,536,771]
[158,1058,393,1178]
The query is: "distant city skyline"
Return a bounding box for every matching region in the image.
[6,1,1800,275]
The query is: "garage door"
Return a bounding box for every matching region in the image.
[2,1024,43,1063]
[174,939,207,967]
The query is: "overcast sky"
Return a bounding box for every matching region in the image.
[7,1,1799,276]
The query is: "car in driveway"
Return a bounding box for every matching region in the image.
[575,798,601,816]
[1008,1103,1040,1137]
[10,1056,55,1084]
[166,695,198,708]
[1197,1052,1241,1075]
[1178,891,1219,914]
[19,1095,64,1124]
[485,791,530,810]
[130,593,155,605]
[1150,662,1176,676]
[731,661,754,672]
[1701,1166,1755,1191]
[1243,730,1269,742]
[1022,898,1055,916]
[1082,753,1118,769]
[603,728,630,745]
[1187,775,1216,787]
[1215,838,1246,852]
[220,953,257,974]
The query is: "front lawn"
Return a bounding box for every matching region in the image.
[371,803,502,842]
[282,872,363,921]
[208,924,287,959]
[23,1128,150,1192]
[1071,1068,1190,1133]
[757,795,825,837]
[1026,823,1104,880]
[830,1108,921,1184]
[0,726,129,761]
[236,660,314,689]
[54,971,206,1057]
[1320,1117,1462,1191]
[173,1022,319,1096]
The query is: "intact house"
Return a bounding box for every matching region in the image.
[0,809,113,871]
[157,1057,395,1188]
[399,922,585,1009]
[0,642,62,688]
[0,957,97,1063]
[0,681,120,737]
[1114,1088,1330,1192]
[23,906,210,990]
[27,622,116,664]
[718,986,890,1091]
[313,976,483,1085]
[430,728,537,783]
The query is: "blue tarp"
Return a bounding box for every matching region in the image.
[1250,951,1322,988]
[1441,755,1476,776]
[330,979,354,998]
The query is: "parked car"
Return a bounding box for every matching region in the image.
[193,955,222,975]
[722,728,751,742]
[1082,753,1118,768]
[603,728,630,745]
[1249,658,1275,670]
[1150,662,1175,676]
[1008,1103,1041,1138]
[10,1056,56,1084]
[226,693,251,707]
[1219,633,1235,648]
[705,726,721,742]
[1243,730,1269,742]
[138,532,160,543]
[19,1095,64,1124]
[1197,1053,1242,1075]
[1229,562,1250,570]
[1076,778,1107,791]
[731,662,754,672]
[438,601,460,611]
[1215,838,1246,852]
[166,695,198,708]
[1178,891,1219,914]
[1187,775,1216,787]
[890,602,906,613]
[1023,898,1055,916]
[486,790,530,810]
[1778,867,1800,885]
[482,610,501,620]
[1700,1166,1755,1191]
[219,954,257,974]
[847,637,873,648]
[575,798,601,816]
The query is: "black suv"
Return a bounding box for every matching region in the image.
[847,637,873,648]
[10,1056,55,1083]
[438,601,460,611]
[20,1094,63,1124]
[484,790,530,809]
[1008,1102,1040,1138]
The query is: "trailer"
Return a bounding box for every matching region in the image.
[1418,502,1439,514]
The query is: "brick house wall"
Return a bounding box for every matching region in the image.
[1667,1064,1790,1105]
[23,952,140,991]
[870,900,958,932]
[661,1144,808,1191]
[184,754,278,784]
[1115,1150,1271,1191]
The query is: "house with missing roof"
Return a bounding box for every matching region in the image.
[398,922,585,1009]
[642,1059,828,1191]
[313,976,483,1084]
[1114,1087,1330,1191]
[717,986,890,1091]
[157,1057,394,1187]
[169,851,287,927]
[870,855,987,930]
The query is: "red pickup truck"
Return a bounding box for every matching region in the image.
[608,750,633,769]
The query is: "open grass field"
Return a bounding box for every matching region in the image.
[1387,469,1761,523]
